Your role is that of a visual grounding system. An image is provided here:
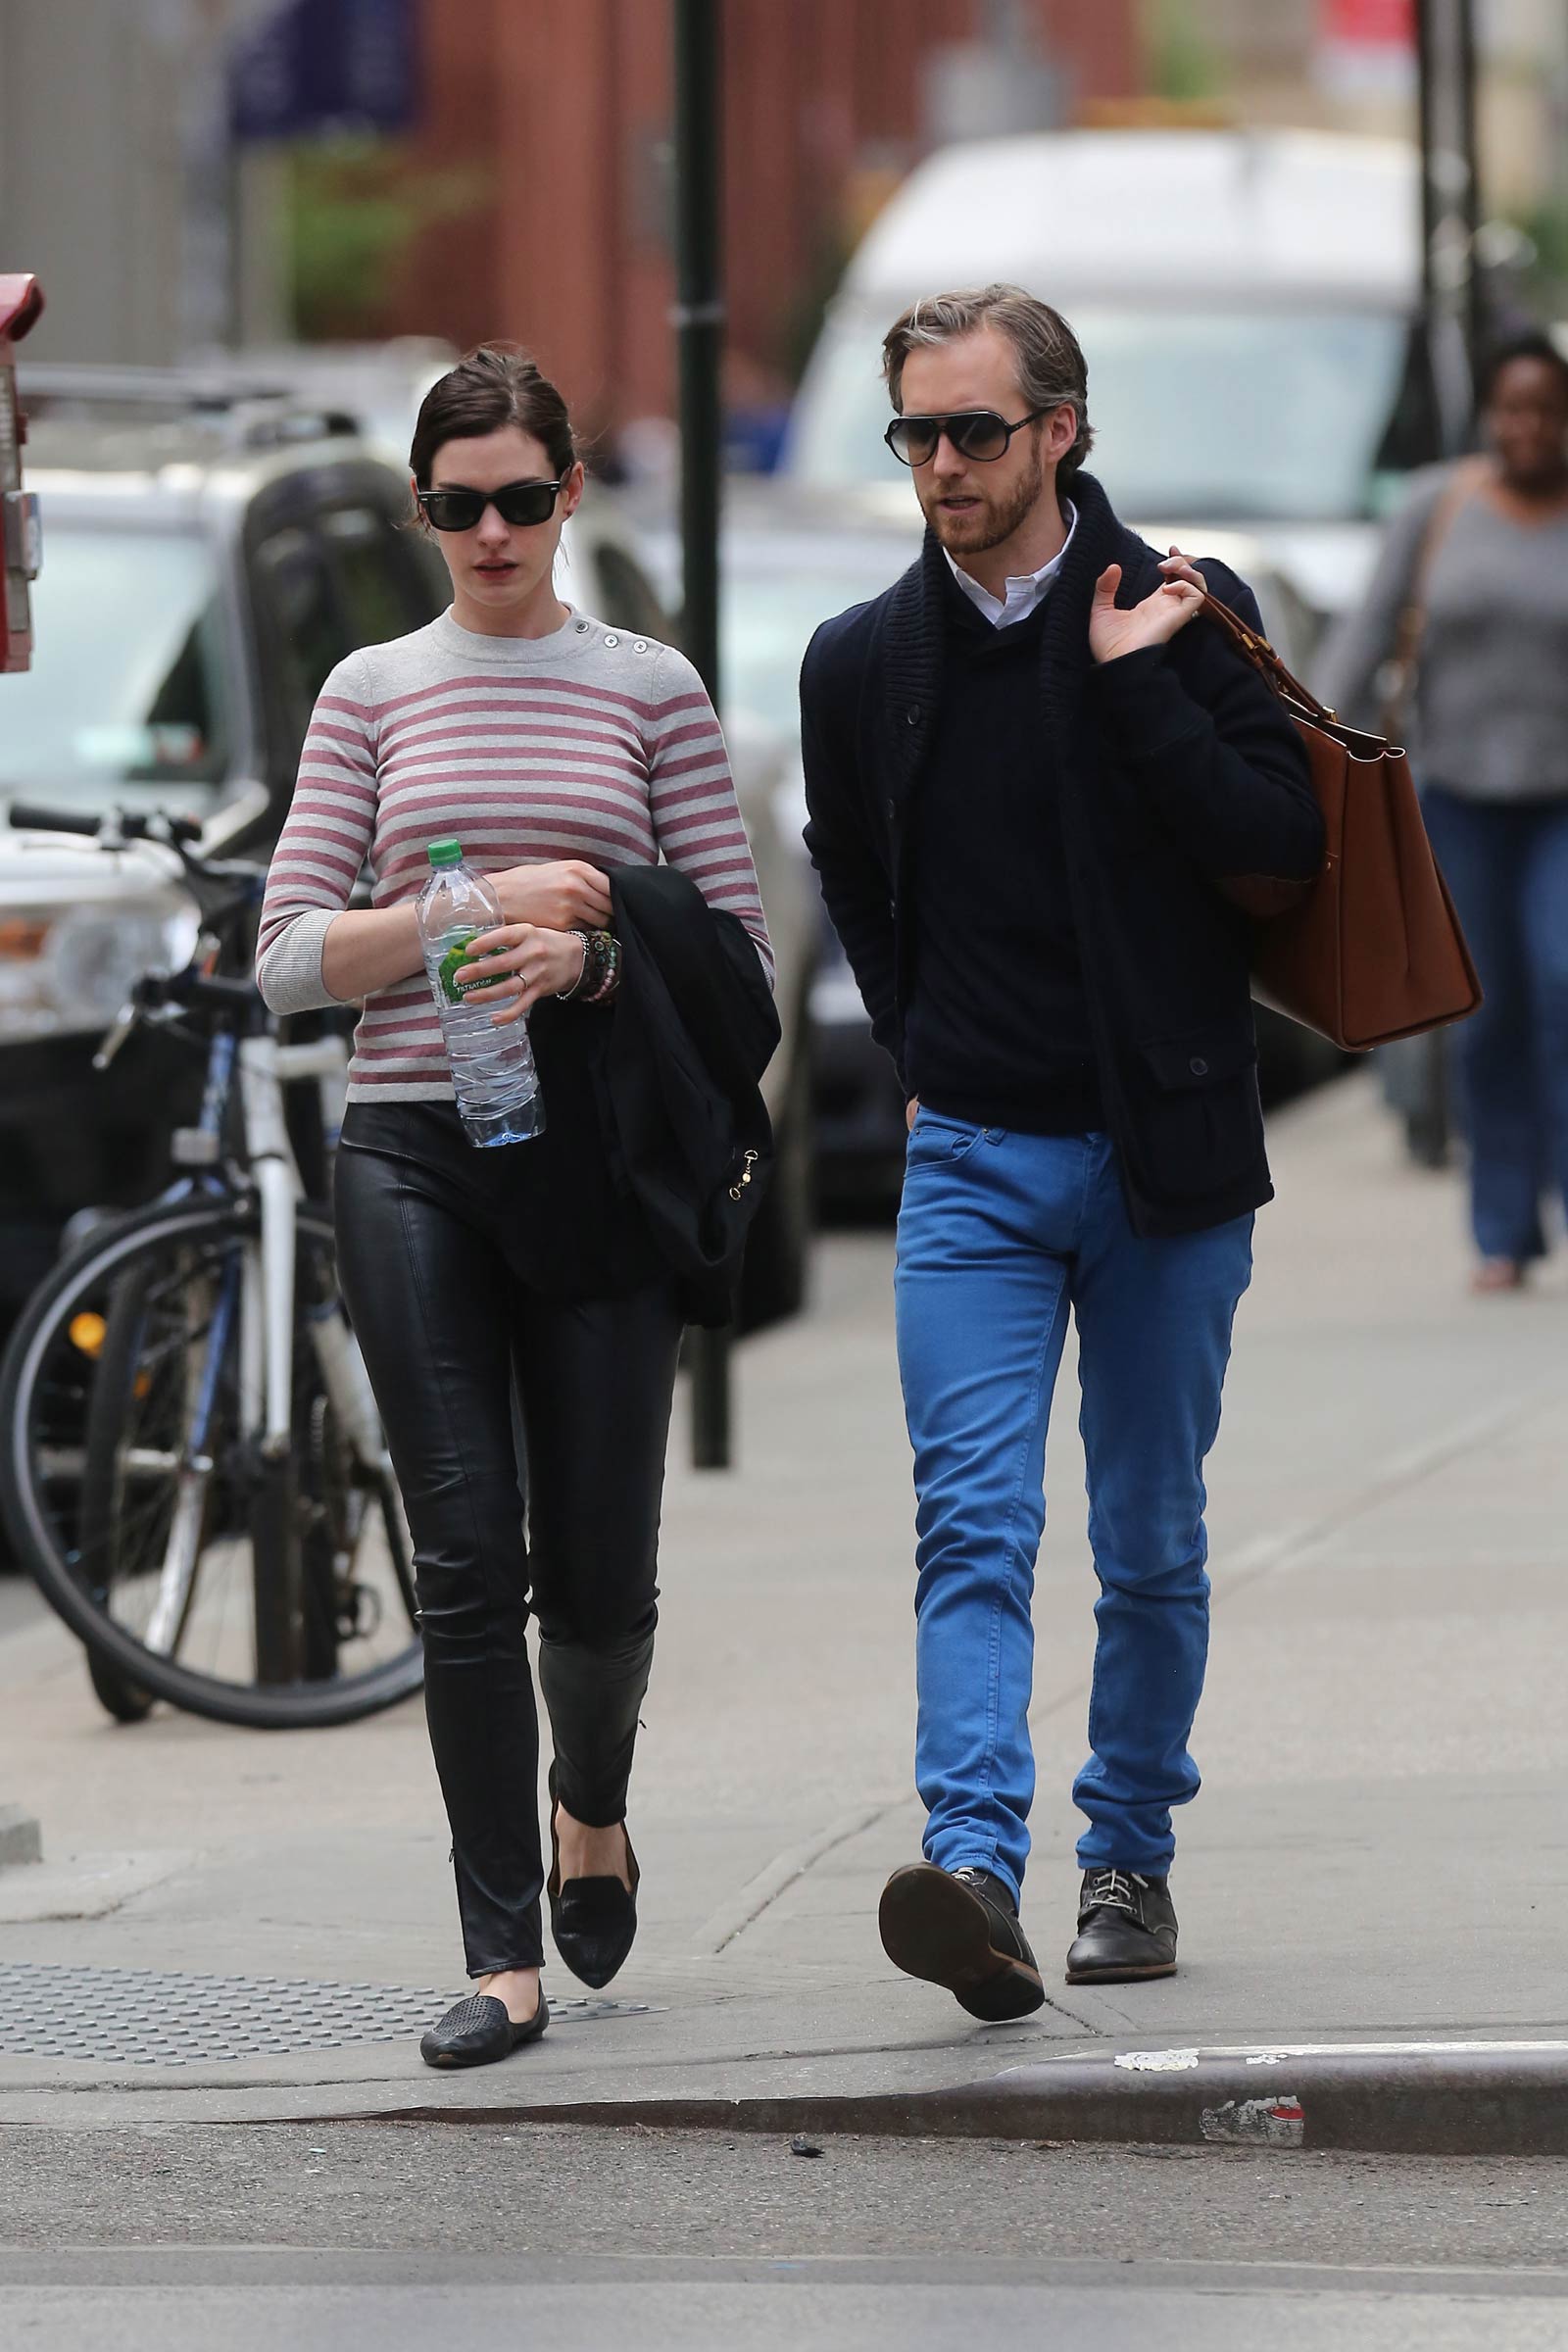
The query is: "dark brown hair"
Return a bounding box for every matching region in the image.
[409,343,578,486]
[881,283,1094,485]
[1477,327,1568,412]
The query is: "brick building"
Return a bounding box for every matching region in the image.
[388,0,1139,438]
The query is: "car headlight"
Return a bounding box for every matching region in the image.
[0,895,200,1040]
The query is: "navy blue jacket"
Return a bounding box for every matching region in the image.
[799,470,1324,1238]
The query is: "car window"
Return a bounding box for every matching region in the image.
[0,520,233,812]
[252,524,355,759]
[593,543,672,639]
[321,504,435,645]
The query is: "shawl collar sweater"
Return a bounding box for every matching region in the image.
[801,471,1324,1238]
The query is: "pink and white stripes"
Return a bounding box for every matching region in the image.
[256,610,772,1098]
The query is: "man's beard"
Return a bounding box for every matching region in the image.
[923,447,1046,555]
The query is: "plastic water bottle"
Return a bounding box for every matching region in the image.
[415,838,545,1148]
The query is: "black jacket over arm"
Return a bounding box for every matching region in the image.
[607,863,780,1327]
[800,470,1323,1238]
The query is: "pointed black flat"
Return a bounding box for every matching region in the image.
[548,1766,640,1990]
[419,1987,550,2070]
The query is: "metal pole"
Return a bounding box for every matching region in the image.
[672,0,732,1471]
[1454,0,1485,375]
[1415,0,1484,455]
[1413,0,1482,1163]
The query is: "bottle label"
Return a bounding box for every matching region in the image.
[435,930,478,1005]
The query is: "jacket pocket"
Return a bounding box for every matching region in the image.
[1137,1032,1258,1092]
[1125,1030,1263,1202]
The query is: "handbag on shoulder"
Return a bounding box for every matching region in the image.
[1200,591,1482,1053]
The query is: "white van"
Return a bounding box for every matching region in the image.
[783,129,1426,629]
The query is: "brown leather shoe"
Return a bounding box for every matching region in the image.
[879,1862,1046,2021]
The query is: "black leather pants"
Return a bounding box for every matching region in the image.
[334,1109,683,1976]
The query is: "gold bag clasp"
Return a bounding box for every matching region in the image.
[728,1149,760,1202]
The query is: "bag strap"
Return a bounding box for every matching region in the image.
[1196,588,1334,724]
[1380,456,1491,738]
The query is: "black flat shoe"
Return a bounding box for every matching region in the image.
[1065,1868,1178,1984]
[879,1862,1046,2022]
[419,1987,549,2070]
[548,1765,639,1990]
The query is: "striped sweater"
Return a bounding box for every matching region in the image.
[256,607,773,1099]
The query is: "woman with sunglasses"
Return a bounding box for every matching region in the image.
[256,344,772,2068]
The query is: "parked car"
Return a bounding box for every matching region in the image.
[650,481,1341,1203]
[0,369,814,1329]
[181,337,459,467]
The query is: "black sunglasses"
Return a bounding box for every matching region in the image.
[416,478,565,531]
[884,408,1049,466]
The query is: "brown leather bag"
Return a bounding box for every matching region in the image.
[1200,592,1482,1053]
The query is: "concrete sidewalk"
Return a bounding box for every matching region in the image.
[2,1073,1567,2147]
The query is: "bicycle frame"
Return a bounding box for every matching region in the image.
[238,1030,356,1456]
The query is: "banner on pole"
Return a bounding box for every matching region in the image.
[230,0,419,141]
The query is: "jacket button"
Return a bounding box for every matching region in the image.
[884,798,897,821]
[1189,1056,1209,1077]
[906,705,921,726]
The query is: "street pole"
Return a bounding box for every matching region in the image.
[672,0,733,1471]
[1415,0,1485,455]
[0,272,44,1870]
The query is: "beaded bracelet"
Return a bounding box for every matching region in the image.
[582,929,621,1004]
[557,927,620,1005]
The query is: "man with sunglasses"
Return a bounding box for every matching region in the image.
[801,283,1322,2016]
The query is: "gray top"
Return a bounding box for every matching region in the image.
[1320,463,1568,802]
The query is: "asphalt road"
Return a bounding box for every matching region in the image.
[3,2127,1568,2348]
[5,2260,1567,2352]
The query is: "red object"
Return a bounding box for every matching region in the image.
[1322,0,1413,46]
[0,276,45,346]
[0,271,45,674]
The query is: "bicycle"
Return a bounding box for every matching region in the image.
[0,803,423,1729]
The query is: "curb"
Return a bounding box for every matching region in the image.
[363,2040,1568,2158]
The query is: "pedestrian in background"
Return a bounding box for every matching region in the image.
[1324,330,1568,1291]
[801,285,1321,2014]
[257,346,773,2069]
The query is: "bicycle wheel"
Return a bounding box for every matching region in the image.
[0,1193,424,1729]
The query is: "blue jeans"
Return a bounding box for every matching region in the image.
[894,1116,1253,1902]
[1421,786,1568,1263]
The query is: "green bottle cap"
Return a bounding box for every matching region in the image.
[426,838,463,868]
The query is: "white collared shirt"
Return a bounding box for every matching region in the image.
[944,501,1079,629]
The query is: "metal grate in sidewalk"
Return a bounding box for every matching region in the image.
[0,1961,652,2065]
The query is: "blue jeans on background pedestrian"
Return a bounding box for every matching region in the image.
[894,1114,1253,1906]
[1421,786,1568,1266]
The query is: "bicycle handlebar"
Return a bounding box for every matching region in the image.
[94,960,269,1070]
[136,967,262,1014]
[9,802,204,847]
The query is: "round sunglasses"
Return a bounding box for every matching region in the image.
[416,478,565,532]
[883,408,1049,466]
